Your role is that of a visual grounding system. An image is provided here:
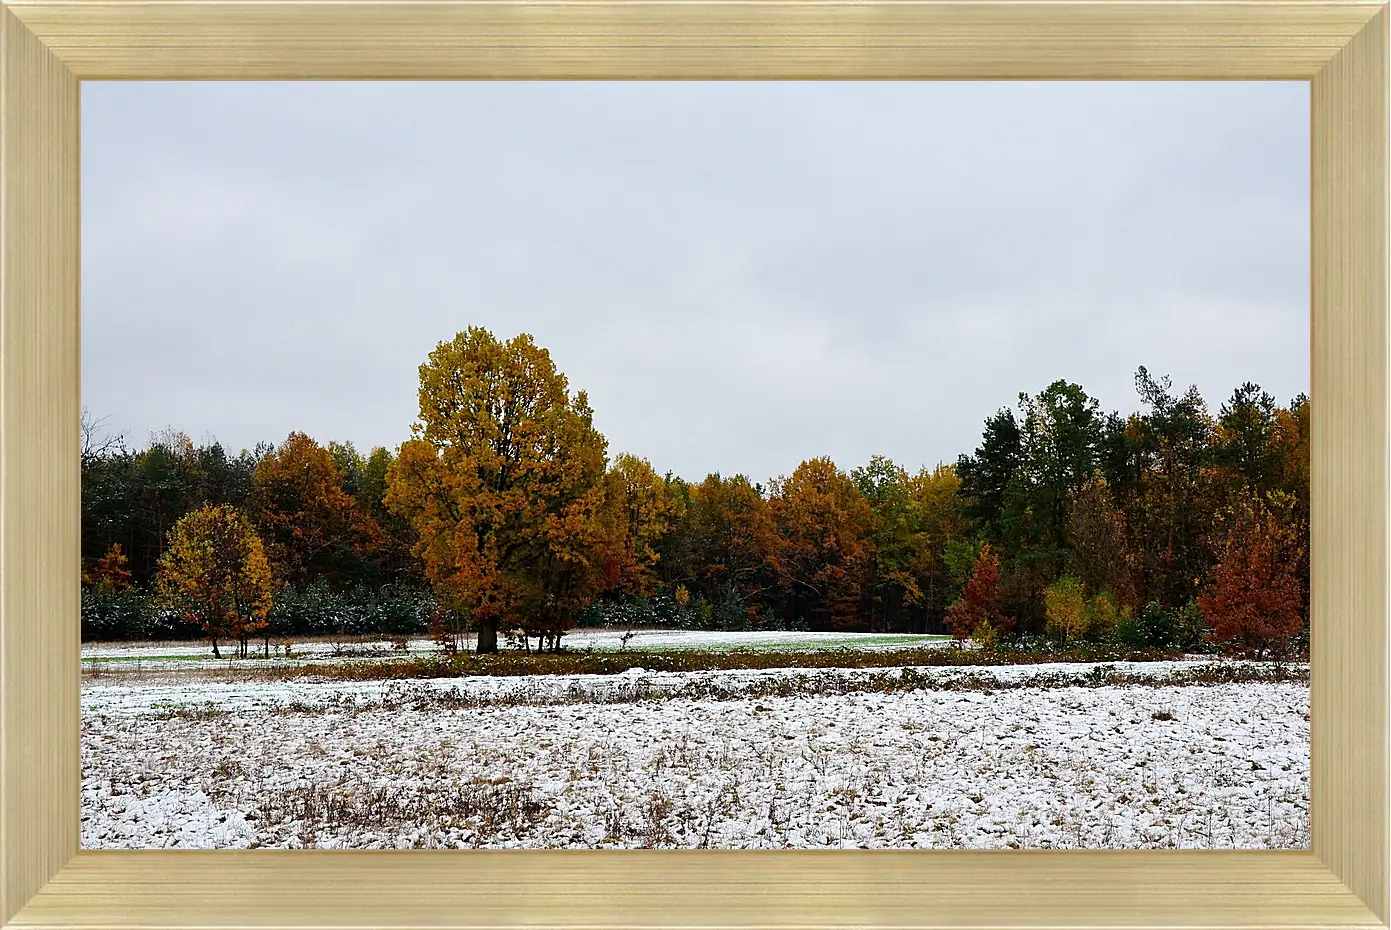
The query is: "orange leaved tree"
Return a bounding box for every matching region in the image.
[385,328,609,653]
[249,431,368,590]
[769,457,874,631]
[1197,489,1306,659]
[683,473,779,623]
[84,542,133,592]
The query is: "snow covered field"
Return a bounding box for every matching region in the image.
[81,657,1309,851]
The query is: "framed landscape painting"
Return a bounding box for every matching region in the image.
[1,2,1386,929]
[75,78,1314,854]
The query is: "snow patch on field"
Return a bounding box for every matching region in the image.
[83,787,254,848]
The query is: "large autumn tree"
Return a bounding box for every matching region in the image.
[249,432,371,590]
[770,457,874,631]
[385,328,608,653]
[155,504,273,658]
[682,473,779,623]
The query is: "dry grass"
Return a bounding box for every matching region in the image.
[254,779,548,846]
[126,662,1310,723]
[282,645,1198,684]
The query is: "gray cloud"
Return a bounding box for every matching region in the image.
[82,81,1308,484]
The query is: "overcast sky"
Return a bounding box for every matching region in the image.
[82,81,1308,485]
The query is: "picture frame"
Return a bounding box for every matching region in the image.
[1,1,1386,927]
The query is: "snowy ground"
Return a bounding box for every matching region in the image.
[81,658,1309,851]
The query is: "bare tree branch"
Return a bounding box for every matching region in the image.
[81,407,127,468]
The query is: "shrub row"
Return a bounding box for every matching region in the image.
[81,581,435,642]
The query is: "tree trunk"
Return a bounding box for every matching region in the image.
[476,620,499,654]
[211,636,221,659]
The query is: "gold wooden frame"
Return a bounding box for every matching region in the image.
[1,1,1386,927]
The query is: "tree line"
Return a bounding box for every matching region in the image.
[82,327,1310,658]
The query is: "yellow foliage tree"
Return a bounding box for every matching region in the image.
[1043,575,1088,646]
[595,453,680,598]
[155,505,273,658]
[385,328,609,653]
[1085,588,1125,640]
[907,463,967,623]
